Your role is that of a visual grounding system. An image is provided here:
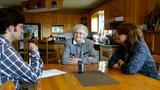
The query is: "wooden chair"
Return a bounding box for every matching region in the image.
[152,54,160,71]
[19,39,29,62]
[0,80,15,90]
[38,38,58,64]
[12,39,39,63]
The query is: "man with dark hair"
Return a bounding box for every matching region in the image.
[0,8,43,90]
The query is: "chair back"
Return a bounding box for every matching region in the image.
[152,54,160,71]
[38,38,58,64]
[0,80,15,90]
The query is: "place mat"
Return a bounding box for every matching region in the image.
[74,71,119,86]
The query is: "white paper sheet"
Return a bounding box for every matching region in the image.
[41,69,66,78]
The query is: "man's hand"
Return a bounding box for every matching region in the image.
[28,43,38,51]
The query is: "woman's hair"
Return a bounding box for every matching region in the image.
[116,23,144,51]
[72,24,88,38]
[0,8,25,34]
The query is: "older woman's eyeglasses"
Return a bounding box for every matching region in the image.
[74,32,84,35]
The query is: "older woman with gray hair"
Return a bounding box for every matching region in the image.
[61,24,99,64]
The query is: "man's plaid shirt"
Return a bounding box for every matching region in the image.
[0,36,43,90]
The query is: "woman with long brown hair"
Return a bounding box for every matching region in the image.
[108,23,159,80]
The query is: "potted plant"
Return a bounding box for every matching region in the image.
[145,0,160,31]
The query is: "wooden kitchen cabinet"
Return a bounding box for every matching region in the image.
[143,31,160,54]
[143,31,154,52]
[151,32,160,54]
[24,12,88,37]
[100,45,118,61]
[52,43,64,60]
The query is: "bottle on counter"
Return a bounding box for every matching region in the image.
[48,35,53,41]
[31,33,35,40]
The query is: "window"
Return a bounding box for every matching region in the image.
[51,25,64,33]
[91,14,98,32]
[23,23,41,39]
[91,10,105,35]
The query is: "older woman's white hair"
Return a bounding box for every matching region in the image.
[72,24,88,38]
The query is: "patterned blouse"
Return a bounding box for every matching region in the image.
[108,40,159,80]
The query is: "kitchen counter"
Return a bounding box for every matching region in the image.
[94,43,118,50]
[94,43,118,61]
[48,41,65,44]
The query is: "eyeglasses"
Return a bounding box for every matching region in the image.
[74,32,84,35]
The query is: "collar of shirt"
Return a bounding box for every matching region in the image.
[73,39,85,44]
[0,35,11,45]
[0,71,1,85]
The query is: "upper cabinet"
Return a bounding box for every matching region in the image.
[24,12,88,37]
[104,0,147,25]
[41,12,52,26]
[24,0,159,37]
[89,0,158,30]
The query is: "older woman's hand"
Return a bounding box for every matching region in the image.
[68,58,80,64]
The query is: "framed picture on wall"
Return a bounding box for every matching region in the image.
[23,23,41,39]
[51,25,64,33]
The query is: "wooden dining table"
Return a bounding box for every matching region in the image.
[1,64,160,90]
[36,64,160,90]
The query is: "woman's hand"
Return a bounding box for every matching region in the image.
[112,59,125,70]
[68,58,80,64]
[118,59,125,66]
[112,63,121,70]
